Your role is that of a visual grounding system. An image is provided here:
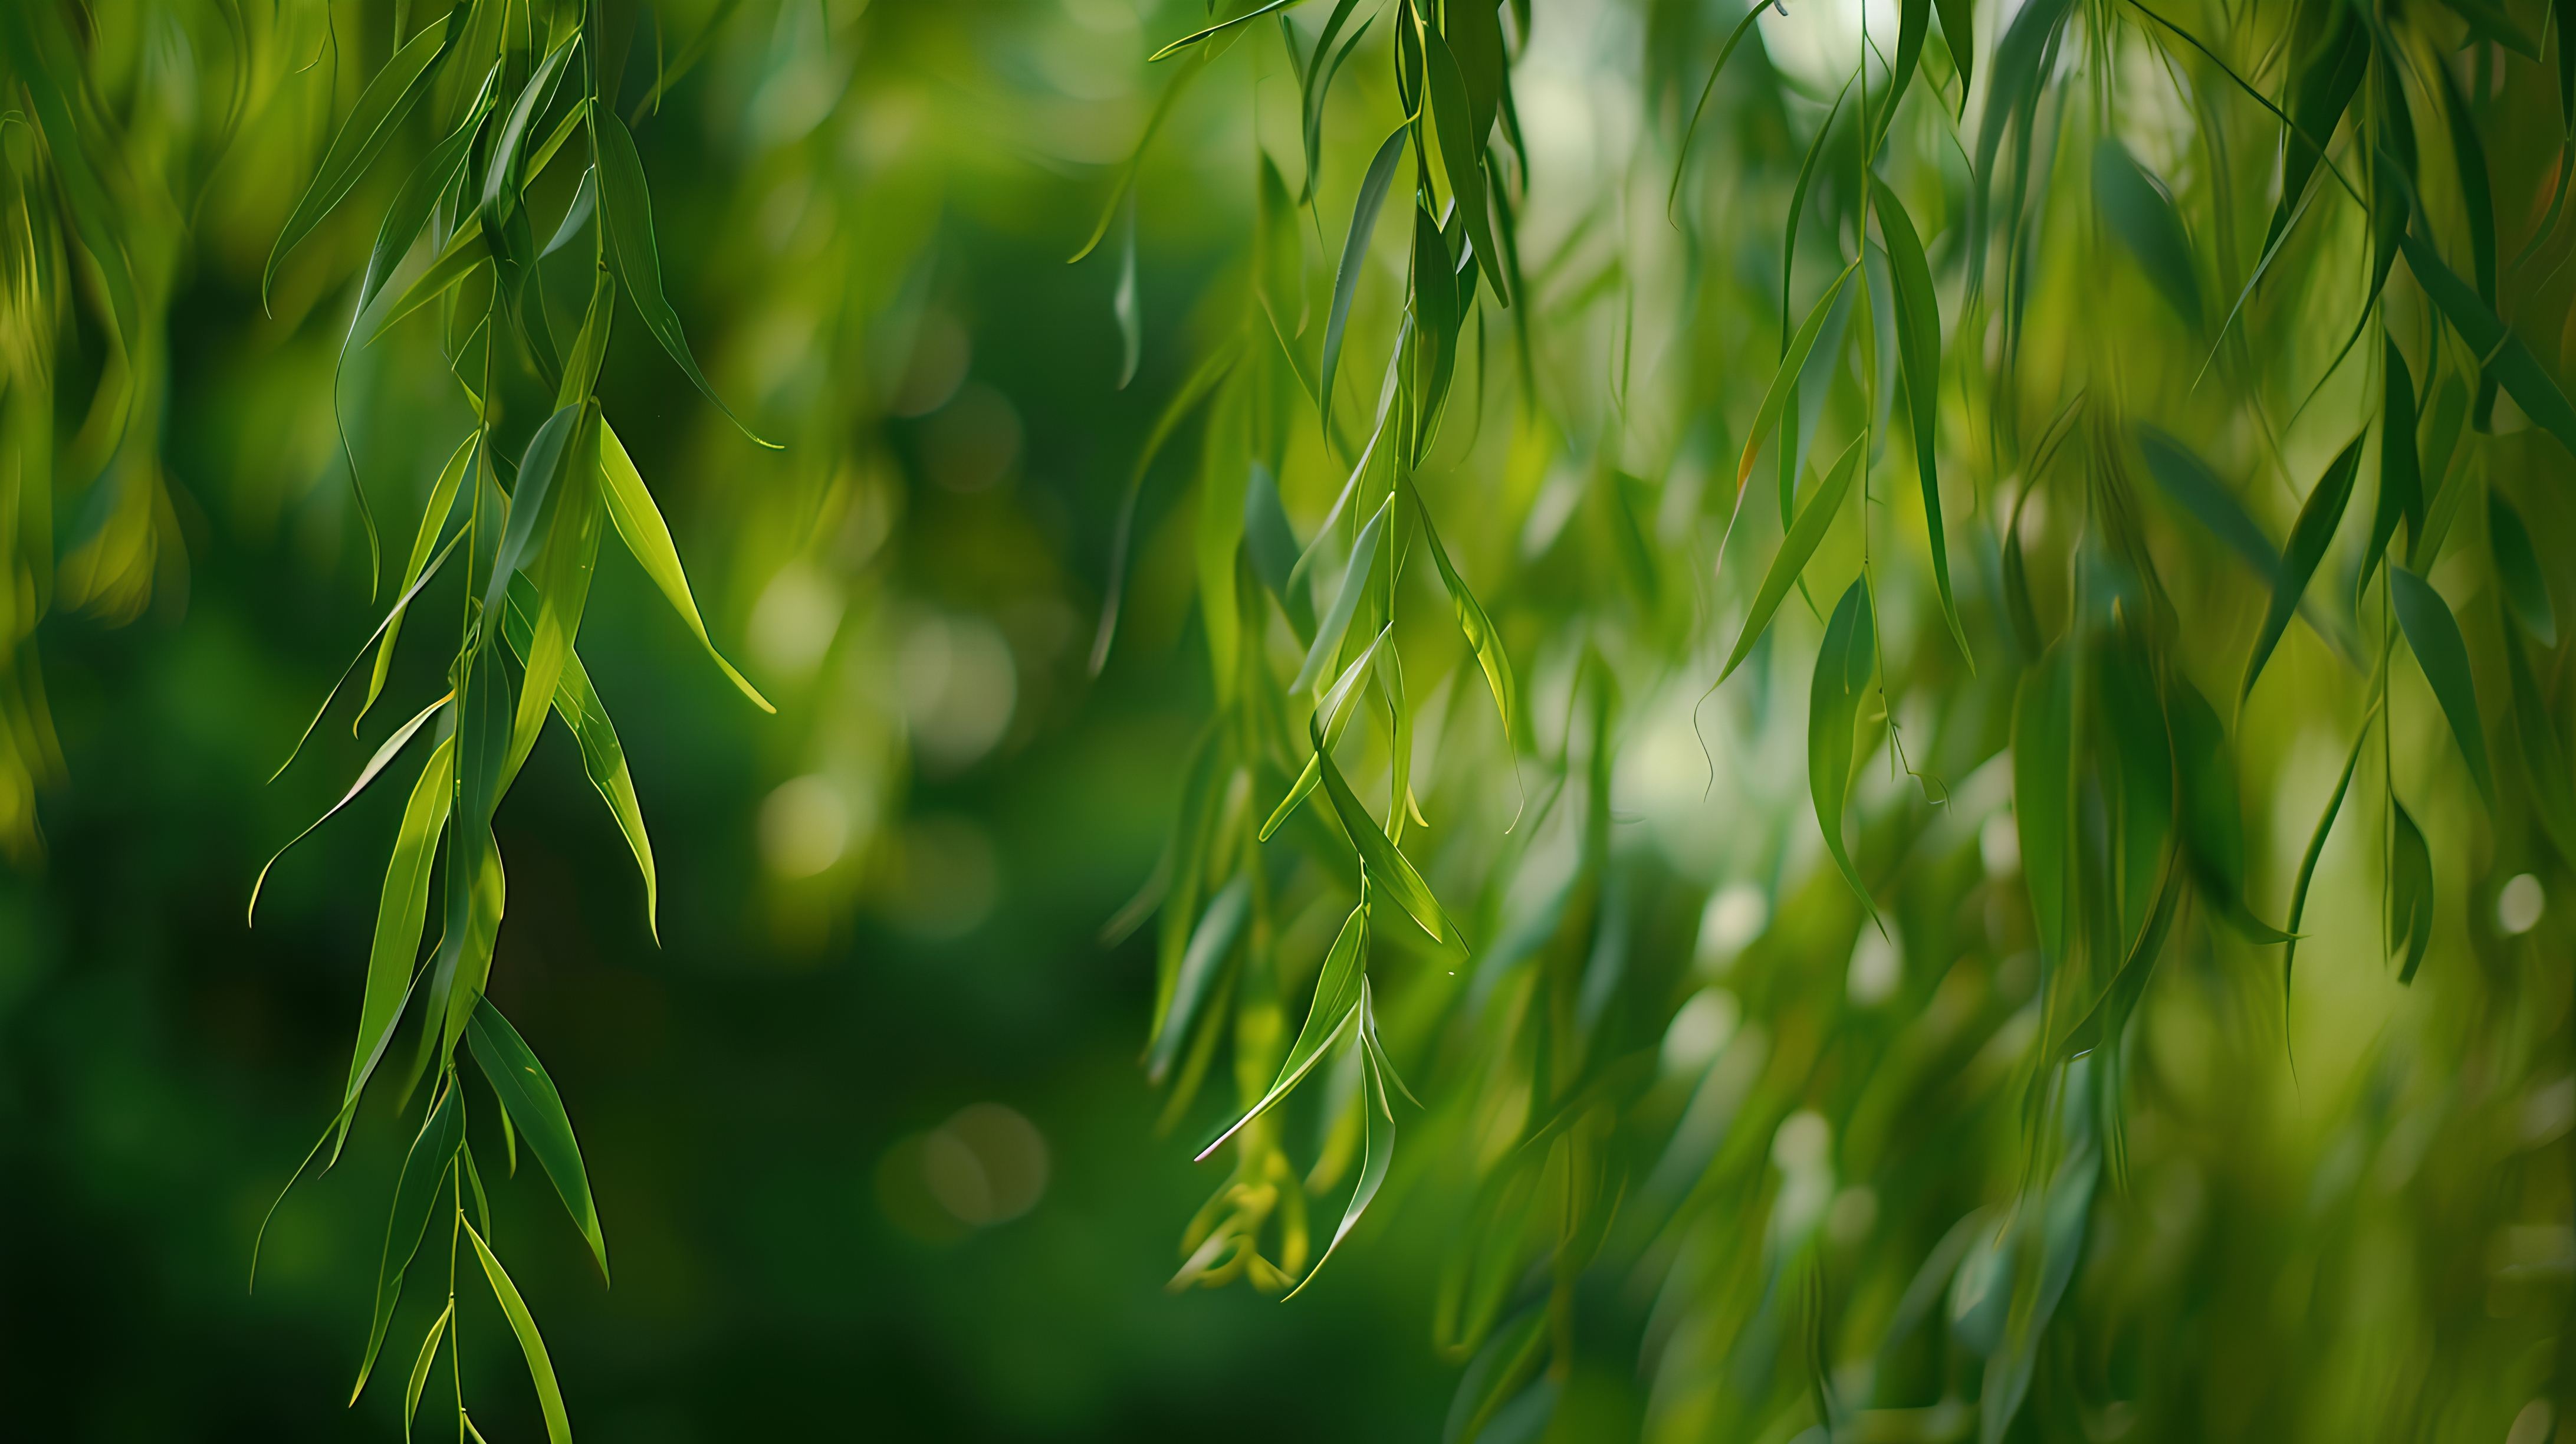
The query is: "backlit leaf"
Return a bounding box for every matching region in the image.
[1719,432,1865,685]
[2242,432,2360,700]
[465,996,609,1281]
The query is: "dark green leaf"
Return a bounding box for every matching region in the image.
[595,110,772,446]
[1320,124,1412,442]
[465,996,609,1281]
[2363,340,2421,598]
[2391,797,2434,984]
[1809,577,1878,906]
[1871,175,1970,668]
[2283,727,2367,1007]
[2138,427,2279,580]
[2400,231,2576,461]
[1146,875,1249,1084]
[2169,674,2291,941]
[1936,0,1976,101]
[2243,433,2361,699]
[2092,139,2202,328]
[352,1079,462,1402]
[2391,564,2498,812]
[2490,491,2556,645]
[1424,28,1508,309]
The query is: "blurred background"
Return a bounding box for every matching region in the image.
[0,0,1471,1436]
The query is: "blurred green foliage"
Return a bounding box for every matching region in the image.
[10,0,2576,1441]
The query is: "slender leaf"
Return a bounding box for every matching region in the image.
[2243,433,2361,699]
[2170,674,2291,941]
[2400,231,2576,460]
[1415,489,1517,746]
[1719,433,1865,685]
[503,576,658,938]
[1285,983,1394,1297]
[2363,341,2421,598]
[2391,797,2434,984]
[248,690,452,921]
[1312,714,1465,955]
[351,1081,462,1402]
[2283,727,2366,1007]
[461,1220,574,1444]
[2092,139,2202,327]
[1871,175,1970,667]
[347,730,455,1119]
[2391,564,2498,811]
[1320,125,1412,442]
[1148,874,1250,1084]
[2138,427,2279,579]
[599,420,774,710]
[465,997,609,1281]
[595,110,771,445]
[1736,261,1861,495]
[1291,496,1392,695]
[1809,577,1877,906]
[1198,901,1369,1160]
[264,14,454,306]
[2489,491,2557,645]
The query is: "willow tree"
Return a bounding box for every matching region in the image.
[18,0,2576,1438]
[1099,0,2576,1438]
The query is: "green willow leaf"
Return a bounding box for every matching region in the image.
[365,217,489,343]
[1667,2,1772,218]
[1415,488,1518,746]
[264,13,454,307]
[2138,427,2279,580]
[2283,727,2366,1007]
[2503,609,2576,865]
[2391,564,2498,812]
[1312,714,1466,956]
[2091,139,2202,328]
[1284,981,1394,1298]
[1736,260,1861,495]
[462,1219,574,1444]
[2489,491,2557,646]
[1424,28,1507,309]
[1147,874,1249,1084]
[2363,341,2421,599]
[346,728,455,1126]
[1197,900,1369,1160]
[2169,674,2291,942]
[1871,175,1969,668]
[2391,796,2434,984]
[1320,124,1412,442]
[2400,231,2576,460]
[478,35,579,230]
[1718,432,1865,685]
[2434,30,2500,311]
[1937,0,1976,99]
[247,689,452,921]
[2263,4,2367,255]
[352,1079,462,1403]
[1449,0,1506,145]
[1291,495,1392,695]
[354,66,497,325]
[599,421,774,711]
[1266,622,1394,840]
[1809,577,1877,907]
[402,1301,452,1444]
[502,575,658,939]
[358,433,477,733]
[1148,0,1303,61]
[482,403,586,619]
[555,267,615,409]
[1885,0,1930,137]
[2243,433,2361,700]
[594,109,773,446]
[1301,5,1377,205]
[465,996,609,1281]
[1246,462,1316,641]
